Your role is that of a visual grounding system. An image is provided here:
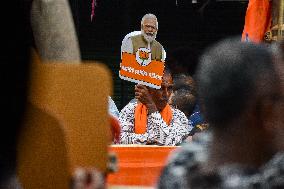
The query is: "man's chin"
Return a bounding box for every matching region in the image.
[142,34,155,43]
[145,36,154,43]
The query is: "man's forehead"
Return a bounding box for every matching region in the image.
[143,18,156,25]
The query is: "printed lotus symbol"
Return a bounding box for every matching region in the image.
[136,47,151,66]
[139,51,149,60]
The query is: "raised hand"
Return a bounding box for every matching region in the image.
[135,84,158,113]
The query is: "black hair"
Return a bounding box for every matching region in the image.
[171,74,197,116]
[166,45,202,76]
[173,74,196,96]
[171,89,196,117]
[196,38,278,127]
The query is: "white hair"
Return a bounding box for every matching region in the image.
[141,13,158,30]
[141,29,157,43]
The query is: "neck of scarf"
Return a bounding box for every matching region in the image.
[134,103,173,134]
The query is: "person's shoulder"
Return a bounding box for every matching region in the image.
[125,31,141,40]
[218,152,284,188]
[158,132,215,189]
[158,134,210,188]
[217,163,261,188]
[167,132,210,166]
[127,31,141,38]
[259,152,284,187]
[262,152,284,170]
[122,31,141,45]
[108,96,117,107]
[108,96,119,118]
[119,100,138,121]
[171,107,187,118]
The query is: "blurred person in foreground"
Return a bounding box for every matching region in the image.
[158,38,283,188]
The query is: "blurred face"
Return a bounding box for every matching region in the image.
[148,73,173,111]
[141,18,157,43]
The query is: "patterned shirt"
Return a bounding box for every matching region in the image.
[157,131,284,189]
[118,100,191,146]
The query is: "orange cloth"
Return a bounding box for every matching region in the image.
[241,0,271,43]
[134,103,173,134]
[107,145,178,186]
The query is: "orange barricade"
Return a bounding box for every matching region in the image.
[107,145,177,187]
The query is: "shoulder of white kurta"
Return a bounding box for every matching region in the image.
[171,107,188,119]
[120,99,138,113]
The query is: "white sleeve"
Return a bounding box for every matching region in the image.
[108,96,119,118]
[121,31,141,58]
[121,37,133,55]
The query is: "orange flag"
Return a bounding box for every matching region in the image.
[242,0,271,43]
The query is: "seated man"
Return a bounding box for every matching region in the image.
[118,68,191,145]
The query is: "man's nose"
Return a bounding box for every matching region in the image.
[148,27,154,32]
[146,27,154,33]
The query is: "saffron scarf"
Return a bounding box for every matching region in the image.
[134,103,173,134]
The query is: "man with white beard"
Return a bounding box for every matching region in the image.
[121,13,166,62]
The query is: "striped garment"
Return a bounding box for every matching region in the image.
[118,100,192,146]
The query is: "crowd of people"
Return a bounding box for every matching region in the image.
[113,13,284,188]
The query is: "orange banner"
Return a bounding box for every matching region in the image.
[107,145,177,187]
[119,52,165,89]
[242,0,271,43]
